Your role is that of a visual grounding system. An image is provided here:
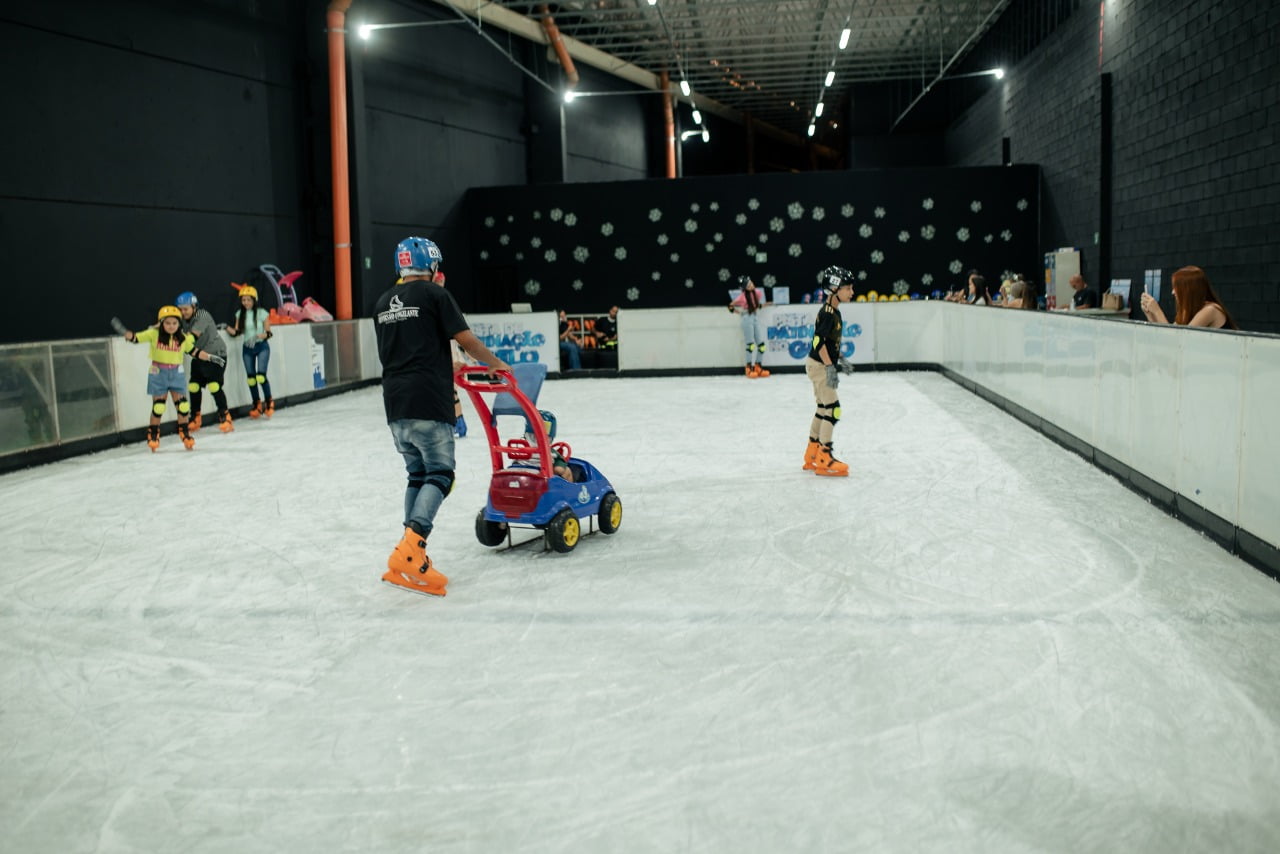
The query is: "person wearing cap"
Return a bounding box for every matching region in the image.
[803,266,855,477]
[729,275,770,378]
[226,285,274,418]
[375,236,510,598]
[175,291,232,433]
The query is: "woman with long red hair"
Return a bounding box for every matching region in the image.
[1141,266,1239,329]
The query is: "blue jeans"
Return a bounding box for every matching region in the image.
[389,419,456,536]
[559,339,582,370]
[242,341,272,401]
[740,313,765,364]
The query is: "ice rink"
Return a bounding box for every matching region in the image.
[3,371,1279,853]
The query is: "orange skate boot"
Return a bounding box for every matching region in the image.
[382,527,448,597]
[813,445,849,477]
[249,401,262,419]
[802,440,821,471]
[218,411,234,433]
[745,364,756,378]
[190,412,202,432]
[264,398,275,418]
[146,426,160,452]
[178,422,195,451]
[755,364,771,378]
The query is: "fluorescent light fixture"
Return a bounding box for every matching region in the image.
[839,28,850,50]
[807,124,815,137]
[701,129,709,143]
[680,79,691,97]
[691,109,702,124]
[648,0,657,5]
[815,102,824,117]
[564,90,576,103]
[994,67,1005,79]
[824,70,835,88]
[357,24,373,40]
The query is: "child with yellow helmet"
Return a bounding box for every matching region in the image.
[118,306,226,451]
[226,284,275,418]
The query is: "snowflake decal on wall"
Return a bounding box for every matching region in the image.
[893,279,909,295]
[1001,229,1013,241]
[748,198,760,210]
[957,227,970,242]
[984,234,994,244]
[484,216,495,227]
[614,247,627,260]
[572,279,584,290]
[970,200,982,213]
[626,287,640,301]
[857,270,868,280]
[735,213,747,225]
[714,232,723,242]
[841,204,855,217]
[649,208,662,222]
[532,211,542,220]
[685,219,698,232]
[812,207,826,221]
[709,202,720,211]
[718,268,732,281]
[601,222,614,236]
[769,217,785,232]
[921,273,933,285]
[507,215,514,222]
[757,234,769,243]
[670,252,680,263]
[922,198,934,210]
[573,246,589,263]
[530,236,542,248]
[859,224,873,238]
[524,279,540,295]
[826,234,842,249]
[898,230,910,243]
[544,249,557,262]
[874,206,886,218]
[499,234,510,245]
[871,250,884,264]
[787,202,804,220]
[920,225,936,240]
[746,245,757,256]
[652,271,661,280]
[564,213,577,227]
[705,243,715,252]
[479,250,489,260]
[550,208,563,221]
[764,274,777,286]
[515,252,524,261]
[1017,198,1029,211]
[685,278,695,288]
[657,234,669,245]
[690,203,700,213]
[788,243,802,257]
[949,260,963,274]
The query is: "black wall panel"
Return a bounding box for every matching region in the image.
[465,166,1040,314]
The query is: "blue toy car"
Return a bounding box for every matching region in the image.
[455,366,622,552]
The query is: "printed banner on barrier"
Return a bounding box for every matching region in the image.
[761,303,875,366]
[466,312,558,368]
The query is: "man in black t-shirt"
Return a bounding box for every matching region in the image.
[375,236,509,597]
[1069,274,1099,309]
[803,266,855,478]
[592,305,619,348]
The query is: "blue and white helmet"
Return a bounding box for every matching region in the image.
[395,236,443,276]
[175,291,198,307]
[821,266,854,293]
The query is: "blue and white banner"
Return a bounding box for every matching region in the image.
[761,303,875,366]
[465,312,558,368]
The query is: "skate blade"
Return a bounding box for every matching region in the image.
[381,575,447,598]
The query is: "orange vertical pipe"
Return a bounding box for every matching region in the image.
[538,5,579,87]
[327,1,353,320]
[661,70,675,179]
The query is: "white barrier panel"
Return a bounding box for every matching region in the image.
[1240,337,1280,547]
[466,312,558,370]
[617,304,878,371]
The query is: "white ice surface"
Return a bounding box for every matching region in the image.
[2,372,1279,853]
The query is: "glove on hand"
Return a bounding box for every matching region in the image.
[202,351,227,367]
[824,364,839,389]
[838,357,855,374]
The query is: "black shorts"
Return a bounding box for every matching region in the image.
[189,357,226,388]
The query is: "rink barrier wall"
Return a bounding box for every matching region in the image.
[3,307,1276,580]
[0,320,380,474]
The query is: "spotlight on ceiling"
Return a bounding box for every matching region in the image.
[357,24,373,40]
[994,67,1005,79]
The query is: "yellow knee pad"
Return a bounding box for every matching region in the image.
[255,373,266,385]
[151,400,167,417]
[247,376,258,387]
[176,397,191,415]
[188,381,200,393]
[207,381,220,393]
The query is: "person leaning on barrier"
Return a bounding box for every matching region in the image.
[592,305,619,348]
[1140,266,1239,329]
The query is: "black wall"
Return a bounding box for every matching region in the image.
[944,0,1280,332]
[466,166,1041,313]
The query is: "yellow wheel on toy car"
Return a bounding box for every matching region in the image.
[546,508,580,553]
[598,492,622,534]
